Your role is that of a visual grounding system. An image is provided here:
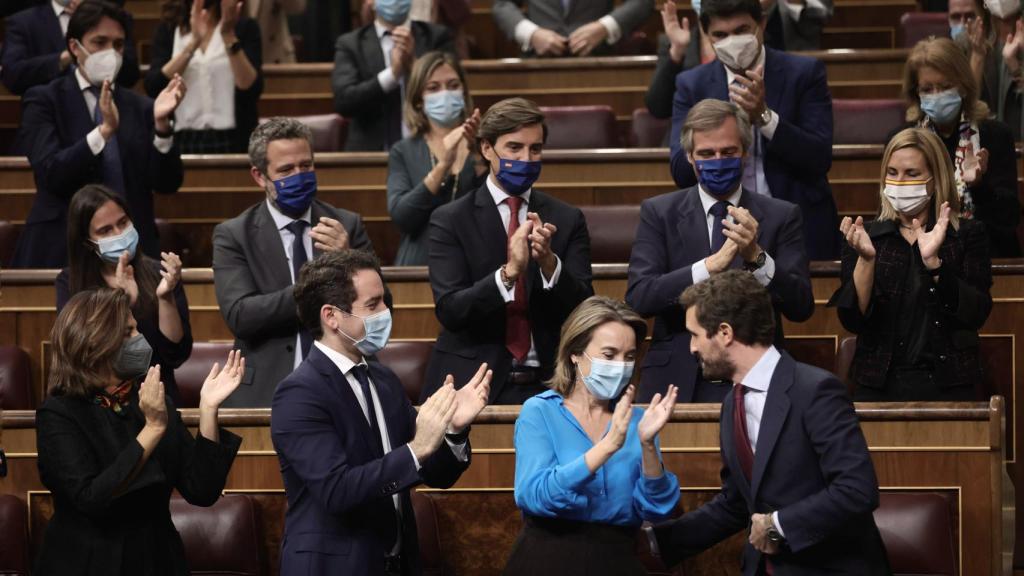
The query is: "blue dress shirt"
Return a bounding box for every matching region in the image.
[514,390,681,527]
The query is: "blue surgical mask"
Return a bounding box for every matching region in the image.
[695,157,744,196]
[919,89,963,126]
[273,171,317,217]
[580,353,634,400]
[337,307,393,357]
[494,156,542,196]
[93,223,139,263]
[375,0,411,25]
[423,90,465,127]
[950,22,966,39]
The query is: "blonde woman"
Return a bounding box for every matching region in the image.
[829,128,993,401]
[900,36,1019,256]
[504,296,680,575]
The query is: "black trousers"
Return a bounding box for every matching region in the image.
[503,515,647,576]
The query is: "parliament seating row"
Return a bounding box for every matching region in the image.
[0,482,961,575]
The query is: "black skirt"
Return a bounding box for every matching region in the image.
[502,514,647,576]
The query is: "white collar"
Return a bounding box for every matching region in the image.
[740,345,781,393]
[374,19,410,40]
[313,340,367,376]
[265,198,312,230]
[697,183,743,216]
[51,0,67,18]
[724,46,767,86]
[486,173,532,206]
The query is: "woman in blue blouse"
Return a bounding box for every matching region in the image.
[504,296,680,575]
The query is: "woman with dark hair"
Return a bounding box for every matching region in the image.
[386,50,485,265]
[35,287,243,576]
[504,296,680,575]
[145,0,262,153]
[58,184,192,401]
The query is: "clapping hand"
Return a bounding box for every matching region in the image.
[915,201,950,271]
[961,147,989,186]
[661,1,691,65]
[198,350,245,410]
[139,365,168,429]
[600,385,635,453]
[97,80,119,140]
[156,251,182,300]
[154,74,187,132]
[311,217,350,252]
[409,382,458,461]
[111,250,139,306]
[1004,19,1024,75]
[449,363,493,433]
[526,212,558,279]
[723,206,761,262]
[840,216,876,261]
[638,385,678,445]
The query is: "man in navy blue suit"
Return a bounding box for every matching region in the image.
[10,0,184,268]
[667,0,839,260]
[627,99,813,403]
[651,269,890,575]
[0,0,140,95]
[272,249,492,576]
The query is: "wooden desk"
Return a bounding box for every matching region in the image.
[0,400,1007,576]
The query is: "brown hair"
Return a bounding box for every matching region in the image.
[294,250,384,339]
[903,36,989,124]
[48,288,132,397]
[680,269,775,347]
[681,99,753,155]
[548,296,648,397]
[878,128,961,229]
[404,51,474,137]
[477,97,547,153]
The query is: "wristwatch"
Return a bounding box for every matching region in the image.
[767,525,784,545]
[743,249,767,272]
[757,107,773,127]
[228,39,243,55]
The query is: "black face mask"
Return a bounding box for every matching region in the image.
[113,334,153,381]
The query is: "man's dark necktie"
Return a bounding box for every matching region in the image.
[285,220,312,358]
[88,86,126,198]
[349,364,398,551]
[709,200,732,254]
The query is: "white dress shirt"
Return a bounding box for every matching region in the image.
[266,199,312,369]
[724,47,775,198]
[737,345,786,536]
[513,10,623,52]
[171,23,237,131]
[779,0,829,21]
[374,21,411,140]
[76,69,174,156]
[51,0,70,35]
[689,185,775,287]
[486,174,562,368]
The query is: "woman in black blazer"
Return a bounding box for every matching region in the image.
[35,287,244,576]
[58,184,193,402]
[146,0,263,153]
[830,128,993,401]
[386,51,486,265]
[898,36,1020,257]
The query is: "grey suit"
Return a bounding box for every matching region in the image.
[386,135,483,265]
[492,0,653,55]
[212,199,373,407]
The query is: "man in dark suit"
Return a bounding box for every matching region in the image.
[10,0,184,269]
[628,99,812,403]
[423,97,593,404]
[668,0,839,260]
[331,0,454,151]
[213,118,375,407]
[273,249,492,576]
[492,0,653,56]
[0,0,140,95]
[651,269,890,575]
[761,0,832,51]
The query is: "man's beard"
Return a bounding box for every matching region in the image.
[697,350,736,382]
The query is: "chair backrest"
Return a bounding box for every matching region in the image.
[170,494,262,576]
[580,205,642,263]
[835,336,857,397]
[0,346,33,410]
[0,220,17,268]
[375,341,434,404]
[631,108,671,148]
[899,12,951,48]
[174,342,234,409]
[832,99,906,145]
[0,495,29,576]
[259,114,349,152]
[875,491,957,575]
[540,105,621,149]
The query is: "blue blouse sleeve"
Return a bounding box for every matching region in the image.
[631,433,680,521]
[513,398,593,517]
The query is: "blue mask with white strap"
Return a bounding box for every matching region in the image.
[337,307,393,357]
[93,223,139,263]
[273,171,318,218]
[375,0,411,25]
[423,90,465,127]
[580,353,635,400]
[695,157,744,196]
[495,157,542,196]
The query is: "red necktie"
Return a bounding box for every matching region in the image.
[732,383,754,481]
[504,196,530,362]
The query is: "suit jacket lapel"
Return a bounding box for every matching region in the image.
[722,390,754,502]
[255,202,295,290]
[44,7,65,52]
[763,48,786,117]
[362,26,386,80]
[311,347,385,458]
[750,352,793,499]
[474,184,511,272]
[709,62,730,101]
[678,188,712,258]
[367,362,407,447]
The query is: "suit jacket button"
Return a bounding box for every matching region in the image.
[939,354,948,362]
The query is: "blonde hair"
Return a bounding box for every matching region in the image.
[681,99,753,155]
[878,128,961,229]
[903,36,989,124]
[547,296,648,397]
[403,51,473,137]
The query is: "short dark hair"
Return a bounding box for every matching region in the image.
[477,97,548,153]
[680,269,775,347]
[699,0,763,32]
[294,250,383,339]
[67,0,130,61]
